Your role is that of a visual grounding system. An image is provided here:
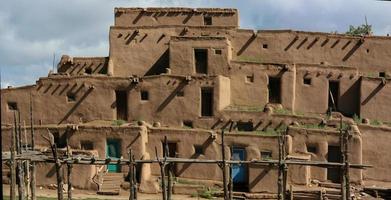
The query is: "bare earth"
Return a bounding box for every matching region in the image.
[2,184,208,200]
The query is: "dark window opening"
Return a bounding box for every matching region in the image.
[183,120,193,128]
[246,75,254,83]
[268,77,281,104]
[67,93,76,102]
[307,145,317,154]
[203,16,212,25]
[327,145,342,183]
[141,90,149,101]
[214,49,222,55]
[194,145,204,155]
[52,131,67,148]
[379,72,386,78]
[201,88,213,117]
[177,90,184,97]
[304,78,312,85]
[194,49,208,74]
[81,141,94,150]
[85,68,92,74]
[98,66,108,74]
[328,81,339,112]
[8,102,17,111]
[236,121,253,131]
[262,44,268,49]
[261,151,272,159]
[115,90,128,121]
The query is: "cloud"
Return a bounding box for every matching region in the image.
[1,0,391,88]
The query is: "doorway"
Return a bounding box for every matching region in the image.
[106,139,121,172]
[231,147,248,191]
[162,142,177,176]
[268,77,281,104]
[328,81,339,112]
[194,49,208,74]
[115,90,128,121]
[327,145,341,183]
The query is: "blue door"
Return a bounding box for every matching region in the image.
[232,147,247,184]
[106,139,121,172]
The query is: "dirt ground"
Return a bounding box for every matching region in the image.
[2,184,211,200]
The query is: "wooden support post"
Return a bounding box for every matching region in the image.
[228,148,233,200]
[43,129,63,200]
[17,111,25,200]
[66,139,72,200]
[156,146,166,200]
[132,156,137,200]
[282,130,288,199]
[10,147,16,200]
[128,149,134,200]
[164,136,172,200]
[277,130,285,200]
[221,129,228,200]
[340,117,347,200]
[344,129,350,200]
[10,116,17,200]
[30,93,36,200]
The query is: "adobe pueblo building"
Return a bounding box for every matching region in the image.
[2,7,391,198]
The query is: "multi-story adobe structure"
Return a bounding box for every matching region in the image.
[2,7,391,196]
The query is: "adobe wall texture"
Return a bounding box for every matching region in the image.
[3,7,391,194]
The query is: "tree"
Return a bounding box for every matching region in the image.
[346,24,372,36]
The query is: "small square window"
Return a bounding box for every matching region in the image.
[85,68,92,74]
[246,75,254,83]
[183,120,193,128]
[194,145,204,155]
[141,91,149,101]
[67,93,76,102]
[81,141,94,150]
[177,90,184,97]
[237,121,254,131]
[261,151,272,159]
[214,49,222,55]
[379,72,386,78]
[303,78,312,85]
[203,16,212,25]
[307,145,317,154]
[8,102,17,111]
[262,44,268,49]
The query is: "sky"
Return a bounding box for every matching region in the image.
[1,0,391,88]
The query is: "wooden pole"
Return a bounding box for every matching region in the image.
[164,136,172,200]
[30,92,36,200]
[10,147,16,200]
[344,129,350,200]
[156,146,166,200]
[17,111,25,200]
[221,129,228,200]
[132,154,137,200]
[10,115,17,200]
[340,117,347,200]
[228,149,233,200]
[66,138,72,200]
[44,130,63,200]
[128,149,134,200]
[277,130,284,200]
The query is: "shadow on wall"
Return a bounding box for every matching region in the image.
[248,164,273,189]
[145,49,169,76]
[58,86,95,125]
[156,79,187,112]
[176,136,215,176]
[237,34,257,56]
[361,81,386,106]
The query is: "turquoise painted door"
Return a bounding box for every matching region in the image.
[232,147,246,184]
[106,139,120,172]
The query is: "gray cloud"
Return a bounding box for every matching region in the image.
[1,0,391,88]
